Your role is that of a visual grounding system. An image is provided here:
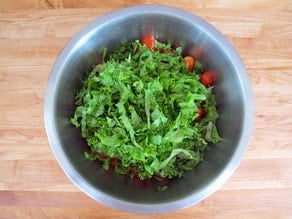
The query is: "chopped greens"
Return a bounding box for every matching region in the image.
[71,39,221,180]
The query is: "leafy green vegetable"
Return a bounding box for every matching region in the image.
[71,40,221,180]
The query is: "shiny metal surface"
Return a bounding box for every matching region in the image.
[44,5,253,214]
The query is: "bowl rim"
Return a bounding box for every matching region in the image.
[44,4,254,214]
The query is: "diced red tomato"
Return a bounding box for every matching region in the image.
[184,56,195,72]
[110,157,120,168]
[200,70,215,87]
[141,35,155,50]
[128,167,140,177]
[195,106,206,122]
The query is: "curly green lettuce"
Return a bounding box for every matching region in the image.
[71,40,221,180]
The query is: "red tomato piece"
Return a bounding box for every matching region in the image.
[141,35,155,50]
[195,106,206,122]
[110,157,120,168]
[200,70,215,87]
[184,56,195,72]
[128,167,140,177]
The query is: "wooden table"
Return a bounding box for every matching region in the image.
[1,1,291,218]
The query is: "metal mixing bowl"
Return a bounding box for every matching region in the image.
[44,5,253,214]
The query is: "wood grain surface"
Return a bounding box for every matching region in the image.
[0,0,292,218]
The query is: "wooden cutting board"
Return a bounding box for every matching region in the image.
[0,0,291,218]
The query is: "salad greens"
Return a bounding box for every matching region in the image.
[71,40,221,180]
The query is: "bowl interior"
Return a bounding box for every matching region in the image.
[45,5,253,213]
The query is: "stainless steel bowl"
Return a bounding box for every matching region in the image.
[44,5,253,214]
